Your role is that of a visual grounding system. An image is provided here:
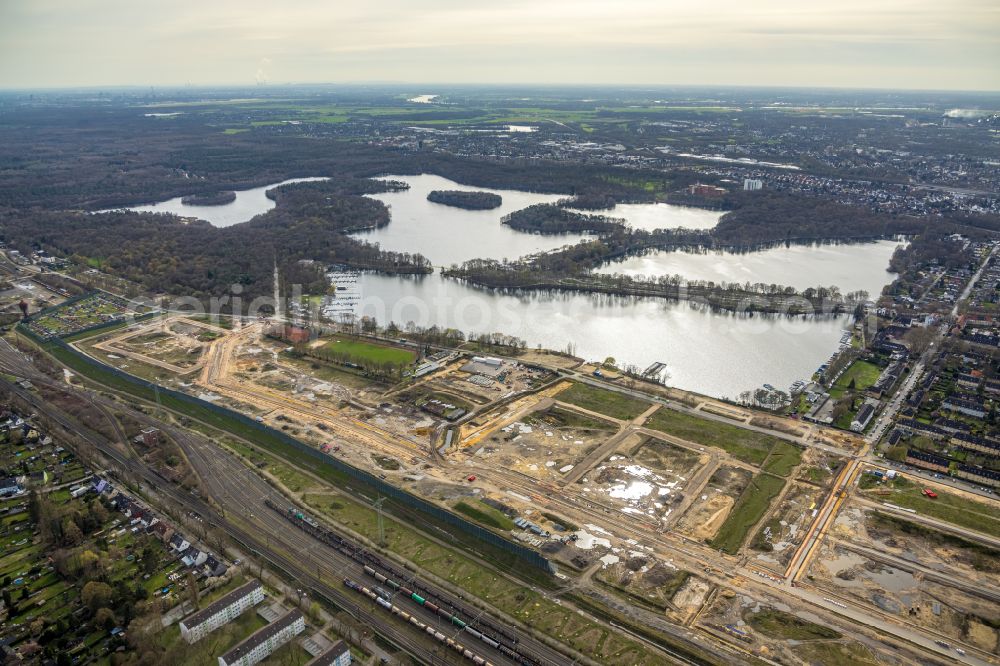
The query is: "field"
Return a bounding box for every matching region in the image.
[760,441,803,477]
[750,483,823,567]
[792,642,881,666]
[453,500,515,531]
[861,476,1000,538]
[744,608,841,640]
[830,360,882,398]
[676,466,752,541]
[866,511,1000,575]
[644,408,782,466]
[524,405,616,432]
[556,382,650,420]
[710,473,786,554]
[321,336,416,366]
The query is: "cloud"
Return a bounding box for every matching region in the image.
[0,0,997,89]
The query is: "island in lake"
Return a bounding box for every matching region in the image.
[427,189,502,210]
[502,203,624,233]
[181,190,237,206]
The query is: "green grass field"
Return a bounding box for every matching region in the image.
[711,473,786,553]
[830,360,882,398]
[761,441,804,477]
[321,336,415,366]
[644,408,779,466]
[864,477,1000,538]
[454,500,515,531]
[745,608,841,640]
[556,382,650,420]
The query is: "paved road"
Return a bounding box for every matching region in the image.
[865,358,924,444]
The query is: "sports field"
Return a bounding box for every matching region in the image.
[322,336,415,366]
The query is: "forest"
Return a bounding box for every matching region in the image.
[2,101,997,311]
[502,204,625,234]
[180,191,236,206]
[426,190,502,210]
[0,179,431,309]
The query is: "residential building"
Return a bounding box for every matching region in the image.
[905,449,950,474]
[951,434,1000,457]
[0,476,22,497]
[851,403,876,432]
[219,609,305,666]
[169,533,191,553]
[743,178,763,191]
[182,548,208,568]
[941,397,987,419]
[956,464,1000,488]
[305,640,351,666]
[179,580,264,644]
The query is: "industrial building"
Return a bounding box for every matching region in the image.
[218,609,305,666]
[179,580,264,644]
[687,183,727,197]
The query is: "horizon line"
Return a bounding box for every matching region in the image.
[2,81,1000,96]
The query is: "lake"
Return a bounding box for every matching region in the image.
[120,177,328,227]
[123,171,893,398]
[332,174,901,397]
[354,174,582,266]
[595,240,902,297]
[570,202,722,232]
[354,174,725,266]
[345,272,852,399]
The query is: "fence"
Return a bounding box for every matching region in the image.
[19,323,554,573]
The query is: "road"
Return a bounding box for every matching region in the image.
[952,244,997,317]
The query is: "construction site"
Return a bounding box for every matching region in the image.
[45,308,1000,666]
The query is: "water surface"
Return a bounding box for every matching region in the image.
[571,203,722,232]
[349,273,851,399]
[354,174,580,266]
[595,241,901,297]
[121,177,328,227]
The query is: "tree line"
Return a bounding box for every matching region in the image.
[427,190,502,210]
[0,178,432,311]
[502,204,625,234]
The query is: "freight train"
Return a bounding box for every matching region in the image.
[345,577,496,665]
[265,500,541,665]
[360,565,542,664]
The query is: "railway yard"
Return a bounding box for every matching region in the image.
[1,300,998,666]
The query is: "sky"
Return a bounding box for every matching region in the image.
[1,0,998,91]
